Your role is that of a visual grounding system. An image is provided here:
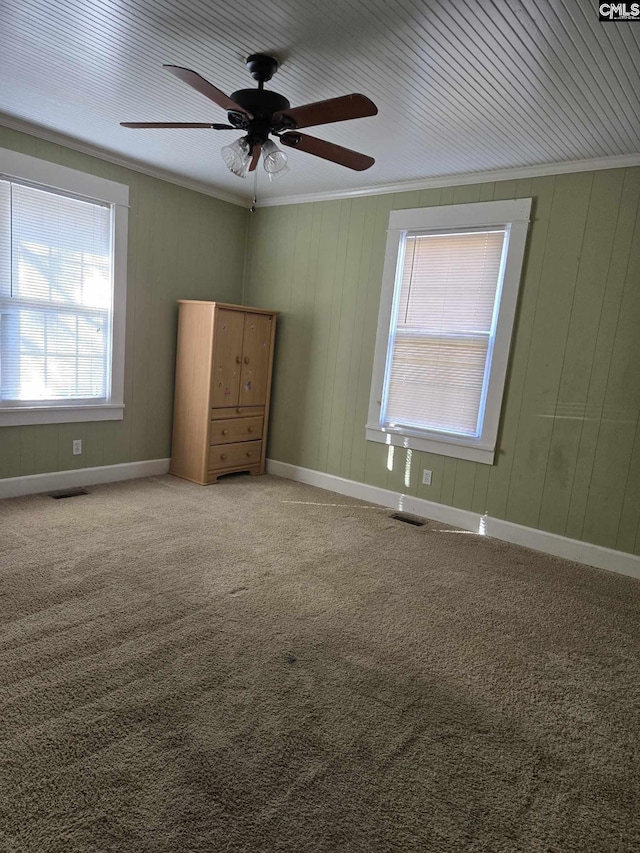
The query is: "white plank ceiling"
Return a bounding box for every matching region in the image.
[1,0,639,204]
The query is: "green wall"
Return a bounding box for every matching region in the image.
[245,168,640,556]
[2,129,638,559]
[0,127,247,479]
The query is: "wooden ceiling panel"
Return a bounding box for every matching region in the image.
[1,0,638,203]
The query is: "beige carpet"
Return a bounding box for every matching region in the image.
[1,473,639,852]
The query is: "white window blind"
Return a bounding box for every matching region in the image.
[0,179,113,407]
[382,228,508,438]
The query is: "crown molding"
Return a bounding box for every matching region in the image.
[257,153,640,208]
[0,113,248,208]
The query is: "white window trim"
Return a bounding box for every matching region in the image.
[0,148,128,426]
[366,198,532,465]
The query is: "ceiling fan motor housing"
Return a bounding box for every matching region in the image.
[228,89,293,143]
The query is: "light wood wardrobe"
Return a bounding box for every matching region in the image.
[170,300,278,485]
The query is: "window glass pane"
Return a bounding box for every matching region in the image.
[386,335,489,435]
[397,231,505,333]
[11,184,111,306]
[1,307,107,400]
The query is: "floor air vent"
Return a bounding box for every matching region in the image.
[390,512,426,527]
[49,487,89,500]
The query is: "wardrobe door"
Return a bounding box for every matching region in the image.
[238,312,273,407]
[210,308,245,408]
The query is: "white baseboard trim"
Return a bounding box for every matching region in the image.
[0,458,171,500]
[267,459,640,582]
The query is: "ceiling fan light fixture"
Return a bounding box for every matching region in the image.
[262,139,289,179]
[221,136,251,177]
[267,163,290,182]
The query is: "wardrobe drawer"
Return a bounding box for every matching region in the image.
[210,416,263,445]
[211,406,264,420]
[208,440,262,471]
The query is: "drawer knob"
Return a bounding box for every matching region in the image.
[236,408,241,414]
[246,451,252,457]
[247,426,254,433]
[222,429,228,435]
[236,355,242,364]
[244,356,250,364]
[221,453,227,461]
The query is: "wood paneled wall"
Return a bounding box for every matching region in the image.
[0,127,247,479]
[245,168,640,555]
[2,127,638,559]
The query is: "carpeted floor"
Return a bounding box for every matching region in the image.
[1,473,639,852]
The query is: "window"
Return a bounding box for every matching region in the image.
[0,148,128,426]
[367,199,531,465]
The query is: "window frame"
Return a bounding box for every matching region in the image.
[0,148,128,426]
[366,198,531,465]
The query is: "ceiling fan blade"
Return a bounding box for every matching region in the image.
[120,122,234,129]
[248,144,262,173]
[274,94,377,130]
[279,132,374,171]
[164,65,252,117]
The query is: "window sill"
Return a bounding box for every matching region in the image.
[0,404,125,427]
[365,425,495,465]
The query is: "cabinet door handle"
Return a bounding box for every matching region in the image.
[236,355,242,364]
[244,356,250,364]
[221,429,228,436]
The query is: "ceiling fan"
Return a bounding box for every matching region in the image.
[121,53,377,181]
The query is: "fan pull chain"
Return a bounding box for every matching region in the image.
[249,169,258,213]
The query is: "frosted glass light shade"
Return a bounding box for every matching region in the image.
[221,137,251,178]
[262,140,289,180]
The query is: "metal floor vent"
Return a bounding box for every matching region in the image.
[390,512,426,527]
[49,487,89,500]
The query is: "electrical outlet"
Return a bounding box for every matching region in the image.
[422,469,432,486]
[72,439,82,456]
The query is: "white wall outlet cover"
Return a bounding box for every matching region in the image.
[422,469,432,485]
[72,440,82,455]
